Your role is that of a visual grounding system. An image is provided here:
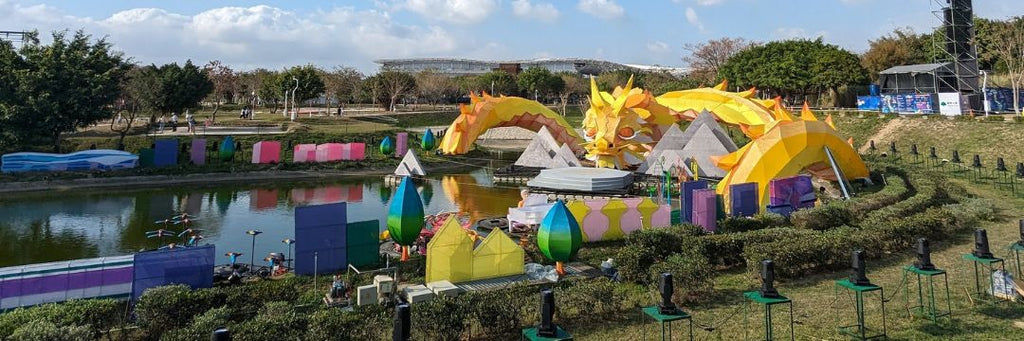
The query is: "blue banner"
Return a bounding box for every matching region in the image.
[857,96,881,111]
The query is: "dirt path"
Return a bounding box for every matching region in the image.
[858,118,908,153]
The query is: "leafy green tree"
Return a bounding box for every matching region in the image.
[320,66,363,112]
[516,67,565,102]
[281,64,325,105]
[861,28,933,82]
[365,70,417,111]
[134,61,213,120]
[473,71,518,96]
[257,70,283,113]
[0,30,129,151]
[719,38,868,102]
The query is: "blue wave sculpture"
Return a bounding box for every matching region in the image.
[1,150,139,173]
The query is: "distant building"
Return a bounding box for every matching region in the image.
[374,58,688,77]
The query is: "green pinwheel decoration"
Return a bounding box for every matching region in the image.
[537,200,582,276]
[421,128,437,151]
[386,176,424,261]
[380,136,395,156]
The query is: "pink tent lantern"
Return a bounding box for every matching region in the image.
[347,143,366,160]
[293,144,316,163]
[396,132,408,157]
[316,143,343,162]
[252,141,281,164]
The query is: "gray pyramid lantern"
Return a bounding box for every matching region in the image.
[951,150,962,163]
[996,157,1008,172]
[972,155,982,169]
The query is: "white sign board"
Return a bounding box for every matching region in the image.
[938,92,965,116]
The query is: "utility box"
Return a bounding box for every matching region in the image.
[356,284,377,306]
[402,284,435,304]
[374,275,394,293]
[426,280,461,297]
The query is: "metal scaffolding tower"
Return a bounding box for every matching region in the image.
[931,0,981,109]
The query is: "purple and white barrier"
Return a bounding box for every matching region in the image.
[0,255,134,310]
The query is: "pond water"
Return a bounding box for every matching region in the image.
[0,169,521,267]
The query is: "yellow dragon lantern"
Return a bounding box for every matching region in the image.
[439,76,868,207]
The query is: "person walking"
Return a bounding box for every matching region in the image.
[170,112,179,132]
[186,110,196,135]
[157,114,166,133]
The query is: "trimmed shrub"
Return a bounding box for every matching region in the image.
[717,213,787,234]
[305,305,389,341]
[412,295,469,340]
[465,283,536,337]
[161,306,233,341]
[701,227,817,268]
[555,277,623,318]
[230,301,307,341]
[134,285,225,336]
[791,201,854,231]
[0,299,123,339]
[648,251,714,303]
[9,320,92,341]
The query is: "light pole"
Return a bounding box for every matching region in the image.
[290,77,299,121]
[245,230,263,271]
[491,80,495,95]
[282,238,295,269]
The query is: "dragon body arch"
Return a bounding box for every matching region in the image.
[439,77,868,211]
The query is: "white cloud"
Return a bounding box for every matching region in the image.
[577,0,624,20]
[401,0,498,24]
[511,0,560,23]
[673,0,724,6]
[1,3,459,72]
[646,41,671,54]
[685,7,704,32]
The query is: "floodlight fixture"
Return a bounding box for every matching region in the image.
[537,289,558,337]
[657,272,677,314]
[914,238,936,271]
[850,250,871,286]
[393,303,410,341]
[972,229,994,259]
[759,259,781,298]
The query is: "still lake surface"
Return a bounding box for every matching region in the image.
[0,169,520,267]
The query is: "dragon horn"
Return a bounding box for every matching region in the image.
[799,101,817,121]
[713,79,728,91]
[623,75,634,93]
[589,76,605,108]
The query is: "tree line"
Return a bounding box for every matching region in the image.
[683,16,1023,111]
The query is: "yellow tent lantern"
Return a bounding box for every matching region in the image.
[425,216,525,283]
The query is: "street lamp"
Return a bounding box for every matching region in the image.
[245,230,263,271]
[282,238,295,268]
[290,77,299,121]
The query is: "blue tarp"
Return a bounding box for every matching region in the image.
[131,245,214,301]
[857,96,881,111]
[153,139,178,167]
[730,182,759,217]
[294,203,347,275]
[679,180,708,224]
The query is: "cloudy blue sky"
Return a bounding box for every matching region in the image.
[2,0,1021,73]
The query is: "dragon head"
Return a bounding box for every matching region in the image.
[582,76,674,169]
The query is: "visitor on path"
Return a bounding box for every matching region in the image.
[240,108,247,119]
[186,111,196,134]
[157,114,166,133]
[170,112,179,132]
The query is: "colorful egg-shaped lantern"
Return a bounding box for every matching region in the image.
[421,128,437,151]
[537,200,582,275]
[380,136,395,156]
[387,177,424,261]
[219,136,236,161]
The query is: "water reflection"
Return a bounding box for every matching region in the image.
[0,170,521,267]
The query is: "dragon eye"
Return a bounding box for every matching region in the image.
[618,127,637,140]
